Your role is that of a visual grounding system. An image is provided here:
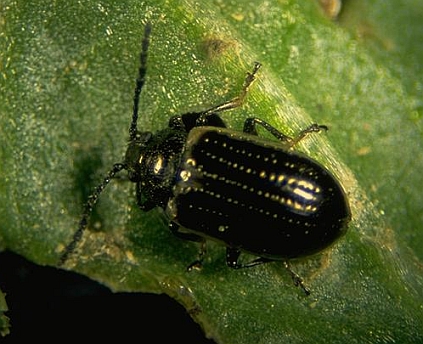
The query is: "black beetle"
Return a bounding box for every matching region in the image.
[59,24,350,293]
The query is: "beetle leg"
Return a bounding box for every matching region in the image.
[290,124,328,148]
[283,261,311,296]
[169,222,204,242]
[195,62,261,126]
[171,112,227,132]
[243,117,292,141]
[226,247,242,268]
[168,222,207,271]
[226,248,310,295]
[244,118,327,149]
[226,247,272,269]
[135,183,156,211]
[168,114,185,131]
[186,240,207,272]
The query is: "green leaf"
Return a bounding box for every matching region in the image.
[1,0,423,342]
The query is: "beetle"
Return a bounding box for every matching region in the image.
[59,23,350,293]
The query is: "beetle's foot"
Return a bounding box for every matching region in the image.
[187,260,203,272]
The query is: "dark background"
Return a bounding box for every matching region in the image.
[0,251,216,343]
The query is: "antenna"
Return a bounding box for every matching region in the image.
[58,163,125,266]
[129,22,151,141]
[59,24,152,266]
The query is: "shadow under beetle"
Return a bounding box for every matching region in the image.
[59,23,351,294]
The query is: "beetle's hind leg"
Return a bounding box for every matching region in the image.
[244,118,328,149]
[283,261,311,296]
[243,118,292,141]
[290,124,328,148]
[226,247,310,295]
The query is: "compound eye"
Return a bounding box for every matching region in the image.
[147,153,171,179]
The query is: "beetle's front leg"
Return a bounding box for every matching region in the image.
[135,183,156,211]
[243,118,328,148]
